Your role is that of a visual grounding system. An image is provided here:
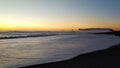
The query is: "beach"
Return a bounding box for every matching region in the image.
[0,0,120,68]
[0,30,120,68]
[20,31,120,68]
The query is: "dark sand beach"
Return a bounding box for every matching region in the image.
[20,31,120,68]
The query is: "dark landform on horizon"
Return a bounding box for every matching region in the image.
[78,28,113,31]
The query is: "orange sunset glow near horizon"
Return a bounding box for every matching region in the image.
[0,0,120,31]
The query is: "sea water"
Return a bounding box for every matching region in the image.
[0,31,120,68]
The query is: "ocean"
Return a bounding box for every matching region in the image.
[0,30,120,68]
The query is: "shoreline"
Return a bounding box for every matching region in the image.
[20,31,120,68]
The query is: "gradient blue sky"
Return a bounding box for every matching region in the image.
[0,0,120,31]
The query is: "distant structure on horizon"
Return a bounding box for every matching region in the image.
[71,29,75,32]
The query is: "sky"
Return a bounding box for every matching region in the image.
[0,0,120,31]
